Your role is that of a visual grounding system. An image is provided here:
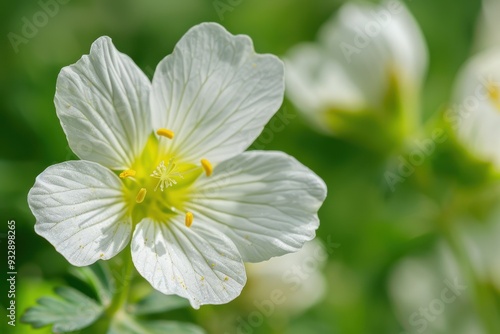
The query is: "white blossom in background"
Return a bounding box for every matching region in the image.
[27,23,327,308]
[389,242,478,334]
[243,239,327,315]
[285,0,427,138]
[474,0,500,51]
[452,48,500,169]
[458,204,500,295]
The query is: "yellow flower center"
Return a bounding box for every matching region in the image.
[119,129,212,227]
[151,159,184,191]
[487,81,500,112]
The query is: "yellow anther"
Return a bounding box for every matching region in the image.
[136,188,147,203]
[185,212,194,227]
[119,169,136,179]
[201,159,213,177]
[157,128,175,139]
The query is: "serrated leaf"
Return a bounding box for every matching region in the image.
[70,262,114,306]
[129,291,190,315]
[21,286,104,332]
[109,317,206,334]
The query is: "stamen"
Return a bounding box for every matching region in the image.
[151,159,184,191]
[201,159,213,177]
[185,212,194,227]
[157,128,175,139]
[136,188,147,203]
[119,169,136,179]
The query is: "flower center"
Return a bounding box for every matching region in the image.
[151,159,184,191]
[486,81,500,112]
[118,128,212,227]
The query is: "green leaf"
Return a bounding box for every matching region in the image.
[70,262,115,306]
[109,317,206,334]
[21,286,104,332]
[128,291,190,315]
[140,321,206,334]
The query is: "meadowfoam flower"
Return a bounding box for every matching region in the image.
[285,1,427,149]
[27,23,327,308]
[451,48,500,169]
[243,239,327,315]
[389,243,476,334]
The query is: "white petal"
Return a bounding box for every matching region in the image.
[55,36,151,170]
[453,48,500,168]
[319,1,427,106]
[285,43,367,134]
[245,239,328,314]
[150,22,284,163]
[187,151,327,262]
[131,218,246,309]
[379,1,427,87]
[389,243,474,334]
[476,0,500,50]
[28,161,131,266]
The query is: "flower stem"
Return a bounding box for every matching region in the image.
[106,245,134,317]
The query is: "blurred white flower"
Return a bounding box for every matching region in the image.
[389,242,479,334]
[285,1,427,146]
[458,204,500,294]
[27,23,327,308]
[474,0,500,50]
[243,239,327,315]
[451,48,500,168]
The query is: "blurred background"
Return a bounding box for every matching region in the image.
[2,0,500,333]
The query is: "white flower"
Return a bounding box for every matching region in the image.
[455,204,500,294]
[27,23,327,308]
[475,0,500,50]
[452,48,500,168]
[285,0,427,137]
[243,239,327,315]
[389,243,477,334]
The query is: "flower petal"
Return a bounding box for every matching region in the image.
[150,22,284,163]
[453,48,500,168]
[28,161,131,266]
[131,217,246,309]
[285,43,367,134]
[478,0,500,50]
[245,239,328,314]
[55,36,151,170]
[187,151,327,262]
[319,1,427,106]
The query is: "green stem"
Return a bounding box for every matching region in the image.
[107,245,134,317]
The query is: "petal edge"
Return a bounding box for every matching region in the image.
[28,160,131,266]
